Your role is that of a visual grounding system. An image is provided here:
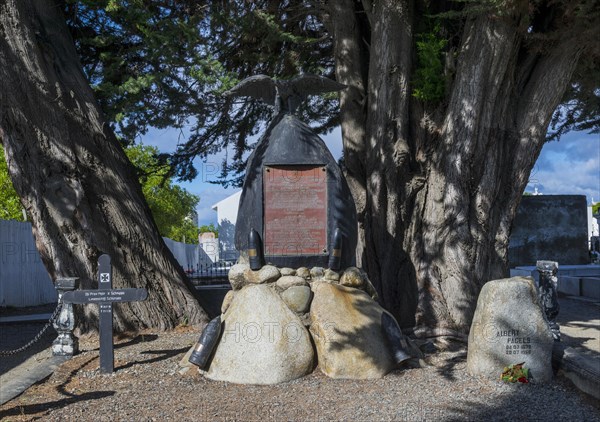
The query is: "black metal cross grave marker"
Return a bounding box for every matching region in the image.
[62,254,148,373]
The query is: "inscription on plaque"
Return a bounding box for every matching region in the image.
[497,330,532,356]
[264,165,327,256]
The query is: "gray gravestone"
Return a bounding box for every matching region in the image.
[62,254,147,373]
[467,276,554,382]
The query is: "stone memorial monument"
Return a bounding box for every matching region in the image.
[189,75,417,384]
[467,276,554,383]
[229,74,357,271]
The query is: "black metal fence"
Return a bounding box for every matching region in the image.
[187,261,234,285]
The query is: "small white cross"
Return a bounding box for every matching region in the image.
[100,273,110,283]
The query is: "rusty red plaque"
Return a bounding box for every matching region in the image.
[263,165,327,256]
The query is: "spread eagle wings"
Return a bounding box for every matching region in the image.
[223,74,346,108]
[287,74,346,97]
[223,75,277,105]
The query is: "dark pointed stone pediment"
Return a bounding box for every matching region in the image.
[235,114,357,269]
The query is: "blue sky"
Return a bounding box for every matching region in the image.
[526,131,599,200]
[144,127,599,226]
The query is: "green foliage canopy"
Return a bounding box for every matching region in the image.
[64,0,598,183]
[0,145,25,221]
[66,0,336,186]
[124,144,200,243]
[199,223,218,237]
[0,143,199,242]
[412,23,447,102]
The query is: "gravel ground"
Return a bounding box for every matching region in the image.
[1,326,598,422]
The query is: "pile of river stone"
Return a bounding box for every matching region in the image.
[201,263,405,384]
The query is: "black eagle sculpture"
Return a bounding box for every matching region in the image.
[226,74,357,270]
[224,74,347,115]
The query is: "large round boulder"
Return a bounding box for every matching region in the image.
[205,284,314,384]
[309,282,395,379]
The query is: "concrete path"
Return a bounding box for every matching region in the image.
[0,313,60,405]
[0,350,69,404]
[554,295,600,399]
[0,313,53,324]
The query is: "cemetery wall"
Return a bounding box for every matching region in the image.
[0,219,203,307]
[509,195,589,267]
[211,190,241,262]
[162,237,206,271]
[0,219,57,306]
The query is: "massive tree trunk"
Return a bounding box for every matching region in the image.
[0,0,207,332]
[329,0,582,333]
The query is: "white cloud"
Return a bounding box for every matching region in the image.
[526,131,600,202]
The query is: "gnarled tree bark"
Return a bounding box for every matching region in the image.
[329,0,583,333]
[0,0,207,332]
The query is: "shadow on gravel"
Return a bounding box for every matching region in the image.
[78,334,159,353]
[439,376,600,421]
[565,321,599,329]
[1,354,115,419]
[559,331,596,352]
[432,349,468,382]
[117,346,189,371]
[115,334,159,349]
[0,390,115,419]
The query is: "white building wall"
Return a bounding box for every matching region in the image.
[212,190,242,225]
[162,237,202,272]
[588,206,599,238]
[211,190,242,261]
